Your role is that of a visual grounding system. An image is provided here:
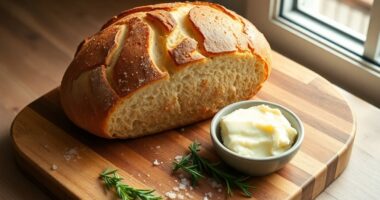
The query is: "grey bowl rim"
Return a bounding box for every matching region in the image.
[210,100,305,161]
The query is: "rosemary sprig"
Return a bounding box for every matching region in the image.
[100,169,162,200]
[173,142,253,197]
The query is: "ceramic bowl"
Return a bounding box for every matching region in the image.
[210,100,304,176]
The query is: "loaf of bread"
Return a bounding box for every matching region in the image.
[60,2,272,139]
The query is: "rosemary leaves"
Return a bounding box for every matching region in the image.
[100,169,162,200]
[173,142,253,197]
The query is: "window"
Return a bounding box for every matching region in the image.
[280,0,379,66]
[297,0,371,38]
[241,0,380,105]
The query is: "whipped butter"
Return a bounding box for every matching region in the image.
[220,105,298,158]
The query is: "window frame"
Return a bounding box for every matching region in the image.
[244,0,380,106]
[280,0,365,59]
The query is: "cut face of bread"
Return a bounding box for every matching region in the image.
[60,2,271,138]
[108,53,265,138]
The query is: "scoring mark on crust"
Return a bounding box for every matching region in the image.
[169,38,205,65]
[112,17,167,97]
[146,10,177,33]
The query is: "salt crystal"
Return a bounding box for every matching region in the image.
[179,177,190,190]
[63,147,79,161]
[156,145,161,149]
[177,194,184,200]
[165,191,177,199]
[174,155,183,162]
[180,178,190,187]
[203,192,213,200]
[205,192,213,197]
[153,159,160,166]
[217,188,222,193]
[173,187,180,192]
[179,183,187,190]
[51,164,58,171]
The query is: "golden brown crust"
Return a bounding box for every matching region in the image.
[169,38,205,65]
[112,17,167,96]
[61,65,119,137]
[146,10,177,33]
[61,2,272,138]
[192,1,241,22]
[68,26,119,79]
[188,6,238,54]
[101,3,183,30]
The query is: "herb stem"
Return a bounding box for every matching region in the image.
[100,169,162,200]
[173,142,254,197]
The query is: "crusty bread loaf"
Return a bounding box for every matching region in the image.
[60,2,272,139]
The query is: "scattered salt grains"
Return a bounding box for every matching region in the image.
[180,178,190,188]
[153,159,160,166]
[174,155,183,162]
[217,188,222,193]
[165,191,177,199]
[179,183,186,190]
[205,192,213,198]
[167,177,195,199]
[51,164,58,171]
[156,145,161,149]
[147,173,151,177]
[63,147,80,161]
[202,192,214,200]
[177,177,190,190]
[137,173,141,177]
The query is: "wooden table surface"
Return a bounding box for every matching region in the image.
[0,0,379,199]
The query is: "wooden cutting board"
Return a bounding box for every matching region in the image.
[11,52,355,200]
